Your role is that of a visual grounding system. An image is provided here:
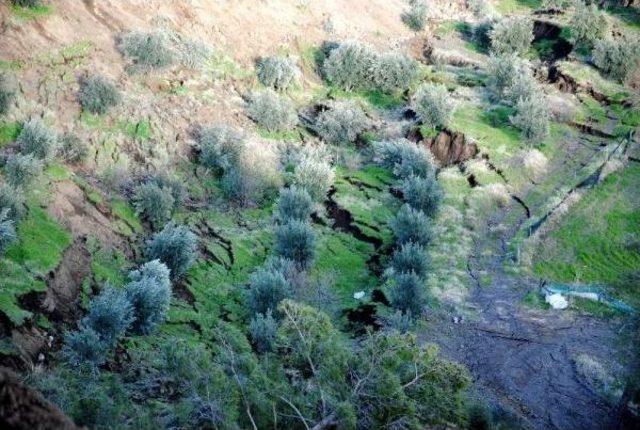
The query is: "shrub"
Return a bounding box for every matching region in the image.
[323,41,378,91]
[246,89,298,132]
[389,272,425,317]
[0,72,16,115]
[473,20,494,51]
[220,139,282,206]
[150,174,187,210]
[125,260,172,334]
[291,156,334,202]
[146,222,198,278]
[196,125,244,173]
[389,204,433,246]
[257,56,300,91]
[17,118,57,160]
[390,242,430,279]
[78,75,121,114]
[510,92,550,141]
[250,311,278,354]
[0,209,17,256]
[373,138,435,179]
[276,186,314,222]
[412,83,454,129]
[274,219,316,269]
[62,327,108,370]
[504,69,539,105]
[375,51,418,93]
[401,173,443,217]
[84,286,134,346]
[132,182,175,229]
[381,310,414,334]
[0,184,25,221]
[593,36,640,82]
[489,16,533,56]
[60,133,90,163]
[401,0,428,32]
[11,0,41,6]
[569,2,607,48]
[177,38,211,69]
[315,100,368,145]
[246,266,291,315]
[118,30,174,70]
[4,153,42,188]
[486,53,529,101]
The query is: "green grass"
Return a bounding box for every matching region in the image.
[450,104,522,164]
[522,291,550,310]
[322,86,406,110]
[44,163,71,181]
[313,229,378,305]
[557,61,630,103]
[0,59,23,71]
[111,198,142,236]
[123,119,151,141]
[494,0,542,14]
[10,4,53,20]
[0,205,71,325]
[0,122,21,148]
[571,297,623,318]
[533,164,640,307]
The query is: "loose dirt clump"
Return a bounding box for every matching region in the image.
[0,367,80,430]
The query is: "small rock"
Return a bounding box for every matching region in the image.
[546,293,569,310]
[453,316,462,324]
[353,291,365,300]
[37,353,45,362]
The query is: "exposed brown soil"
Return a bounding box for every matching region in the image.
[0,367,80,430]
[407,127,479,166]
[48,181,127,251]
[43,238,91,323]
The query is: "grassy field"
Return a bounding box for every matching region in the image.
[532,164,640,306]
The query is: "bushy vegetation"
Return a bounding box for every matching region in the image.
[389,272,425,316]
[118,30,175,70]
[485,53,529,101]
[0,209,17,256]
[315,100,368,145]
[0,72,16,115]
[196,125,244,172]
[11,0,42,6]
[323,41,377,91]
[132,182,175,229]
[412,83,455,129]
[389,241,430,279]
[0,184,25,221]
[59,133,90,163]
[593,36,640,82]
[401,0,428,32]
[390,204,433,246]
[504,68,538,106]
[246,89,298,132]
[78,75,121,114]
[146,222,197,278]
[257,56,300,91]
[401,173,443,217]
[376,51,419,93]
[489,16,533,56]
[323,41,417,92]
[291,155,334,202]
[510,92,550,141]
[125,260,172,334]
[569,1,607,48]
[275,186,314,222]
[4,153,43,188]
[373,138,435,179]
[249,310,277,353]
[83,286,134,346]
[62,327,108,370]
[17,118,57,160]
[246,266,292,315]
[274,219,316,269]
